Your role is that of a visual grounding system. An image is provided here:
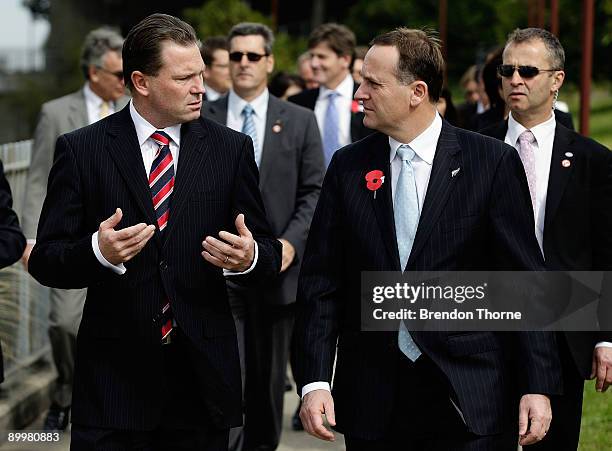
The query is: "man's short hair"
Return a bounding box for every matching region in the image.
[369,27,444,102]
[80,27,124,80]
[201,36,228,66]
[308,23,356,58]
[227,22,275,55]
[122,13,198,90]
[505,27,565,70]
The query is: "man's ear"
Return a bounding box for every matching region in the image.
[131,71,149,97]
[267,54,275,75]
[410,81,429,107]
[551,70,565,94]
[88,65,100,84]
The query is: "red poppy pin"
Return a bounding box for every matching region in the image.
[365,170,385,199]
[351,100,363,114]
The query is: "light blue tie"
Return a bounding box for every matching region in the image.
[241,104,260,166]
[394,144,422,361]
[322,91,340,167]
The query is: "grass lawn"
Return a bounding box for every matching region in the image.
[561,83,612,147]
[580,380,612,450]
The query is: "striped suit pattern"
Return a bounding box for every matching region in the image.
[28,106,282,431]
[292,121,562,441]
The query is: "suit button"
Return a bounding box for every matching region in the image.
[159,260,168,270]
[152,313,162,324]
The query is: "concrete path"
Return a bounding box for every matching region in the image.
[0,390,344,451]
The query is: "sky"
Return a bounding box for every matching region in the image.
[0,0,50,49]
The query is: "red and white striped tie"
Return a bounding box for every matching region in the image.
[149,131,175,341]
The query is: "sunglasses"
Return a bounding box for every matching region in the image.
[229,51,268,63]
[497,64,559,79]
[96,66,124,81]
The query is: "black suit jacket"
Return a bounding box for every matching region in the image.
[481,120,612,378]
[0,159,26,383]
[288,80,374,143]
[28,106,281,430]
[293,121,562,439]
[202,94,325,305]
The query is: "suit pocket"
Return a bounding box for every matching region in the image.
[446,332,499,356]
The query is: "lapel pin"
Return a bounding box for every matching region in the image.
[562,159,571,168]
[451,167,461,178]
[565,152,573,158]
[272,120,282,134]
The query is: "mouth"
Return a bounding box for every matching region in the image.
[188,100,202,109]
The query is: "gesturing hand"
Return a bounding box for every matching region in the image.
[300,390,336,442]
[98,208,156,265]
[202,214,255,272]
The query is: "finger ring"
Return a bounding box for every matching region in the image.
[224,255,230,264]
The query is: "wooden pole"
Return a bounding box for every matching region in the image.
[271,0,278,31]
[580,0,594,136]
[536,0,546,28]
[528,0,536,27]
[550,0,559,36]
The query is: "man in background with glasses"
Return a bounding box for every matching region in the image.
[20,26,129,432]
[202,21,324,451]
[201,36,232,102]
[481,27,612,450]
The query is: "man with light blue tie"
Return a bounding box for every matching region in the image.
[292,27,562,451]
[289,23,373,167]
[202,22,324,451]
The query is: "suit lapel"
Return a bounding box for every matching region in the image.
[407,121,461,267]
[105,108,159,246]
[368,133,401,270]
[544,124,574,233]
[259,96,285,187]
[68,90,88,130]
[161,119,211,245]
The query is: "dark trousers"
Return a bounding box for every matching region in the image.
[525,336,584,451]
[70,329,229,451]
[227,286,294,451]
[345,355,516,451]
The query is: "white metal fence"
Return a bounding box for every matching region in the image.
[1,140,51,378]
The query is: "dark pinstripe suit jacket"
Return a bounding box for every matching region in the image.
[28,106,281,430]
[292,121,562,439]
[481,120,612,378]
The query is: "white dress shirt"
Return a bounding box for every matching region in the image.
[505,111,611,350]
[205,84,223,102]
[84,83,117,124]
[92,101,258,277]
[301,113,442,398]
[314,73,354,148]
[226,89,269,166]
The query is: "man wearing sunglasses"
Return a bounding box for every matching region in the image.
[202,22,324,451]
[20,26,129,433]
[481,27,612,451]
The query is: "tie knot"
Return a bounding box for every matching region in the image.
[242,104,254,117]
[518,130,536,146]
[151,130,171,147]
[397,144,416,162]
[327,91,339,100]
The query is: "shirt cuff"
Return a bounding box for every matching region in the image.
[595,342,612,349]
[92,231,126,275]
[26,239,36,245]
[301,382,331,398]
[224,241,258,276]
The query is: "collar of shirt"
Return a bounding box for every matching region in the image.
[205,84,222,102]
[228,88,269,120]
[129,101,181,148]
[388,112,442,165]
[84,83,114,124]
[318,73,354,102]
[507,111,556,147]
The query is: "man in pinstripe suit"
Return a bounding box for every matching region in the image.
[28,14,281,450]
[292,28,562,451]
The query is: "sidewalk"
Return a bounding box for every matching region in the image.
[0,390,344,451]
